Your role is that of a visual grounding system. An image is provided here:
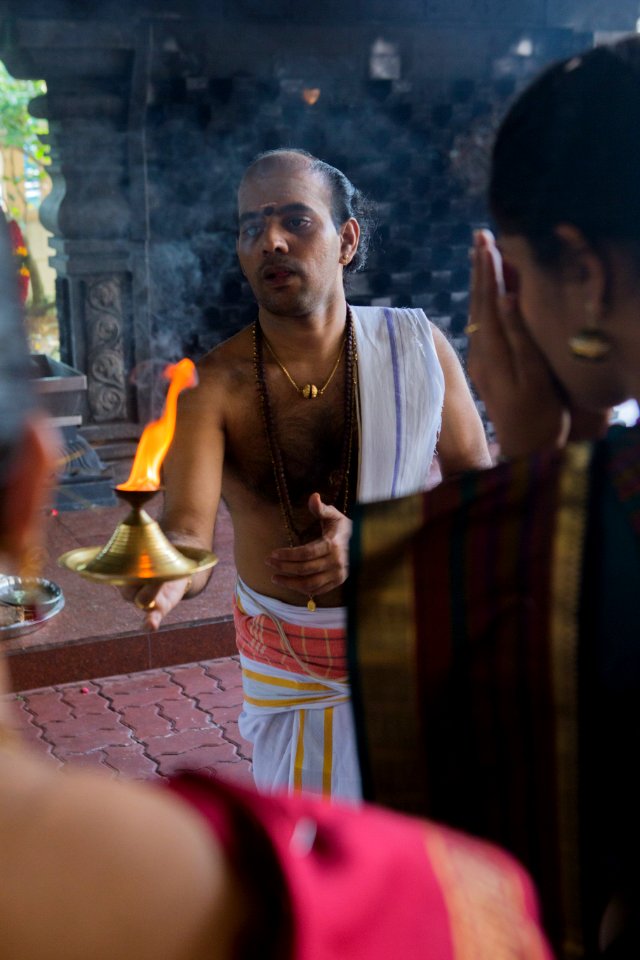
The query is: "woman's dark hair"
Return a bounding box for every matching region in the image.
[490,36,640,267]
[0,213,35,493]
[242,149,377,274]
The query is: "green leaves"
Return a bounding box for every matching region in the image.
[0,61,50,175]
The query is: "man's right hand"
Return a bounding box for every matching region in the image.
[120,577,191,631]
[266,492,352,598]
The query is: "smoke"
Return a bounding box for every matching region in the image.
[134,18,592,376]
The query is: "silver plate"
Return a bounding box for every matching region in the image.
[0,576,65,639]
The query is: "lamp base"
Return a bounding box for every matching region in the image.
[58,543,218,587]
[57,488,218,585]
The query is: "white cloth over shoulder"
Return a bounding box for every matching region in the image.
[351,305,445,502]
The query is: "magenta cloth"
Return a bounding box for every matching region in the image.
[167,772,553,960]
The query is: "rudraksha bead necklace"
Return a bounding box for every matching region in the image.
[253,308,357,612]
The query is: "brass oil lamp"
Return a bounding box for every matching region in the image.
[58,359,218,587]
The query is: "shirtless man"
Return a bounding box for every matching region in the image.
[131,149,491,798]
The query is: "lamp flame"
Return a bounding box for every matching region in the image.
[117,358,198,492]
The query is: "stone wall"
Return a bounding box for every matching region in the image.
[142,25,590,363]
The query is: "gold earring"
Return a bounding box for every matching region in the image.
[568,302,611,361]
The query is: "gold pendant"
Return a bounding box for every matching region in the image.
[302,383,319,399]
[307,597,316,612]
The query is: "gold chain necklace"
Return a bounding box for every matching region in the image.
[261,331,346,399]
[253,310,357,612]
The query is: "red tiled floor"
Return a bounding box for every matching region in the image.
[3,655,253,786]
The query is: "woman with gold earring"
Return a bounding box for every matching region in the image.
[467,42,640,454]
[470,48,640,956]
[350,35,640,960]
[464,45,640,953]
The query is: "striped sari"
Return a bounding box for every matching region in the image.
[349,426,640,958]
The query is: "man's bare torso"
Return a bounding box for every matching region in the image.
[164,323,357,607]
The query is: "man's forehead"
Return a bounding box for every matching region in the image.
[238,159,329,210]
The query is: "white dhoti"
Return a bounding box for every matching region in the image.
[239,654,361,800]
[235,579,361,800]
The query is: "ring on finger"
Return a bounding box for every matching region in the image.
[464,322,481,336]
[134,595,157,612]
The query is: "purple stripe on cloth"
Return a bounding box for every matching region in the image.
[384,308,403,497]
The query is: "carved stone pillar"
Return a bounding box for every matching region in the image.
[0,14,145,443]
[84,275,128,423]
[37,82,136,433]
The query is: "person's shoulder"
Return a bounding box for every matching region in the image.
[198,323,253,368]
[194,324,255,391]
[428,320,448,345]
[354,304,431,330]
[0,752,235,960]
[351,304,431,343]
[351,304,426,319]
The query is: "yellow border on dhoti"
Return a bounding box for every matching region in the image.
[294,709,306,793]
[242,667,337,693]
[323,707,334,796]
